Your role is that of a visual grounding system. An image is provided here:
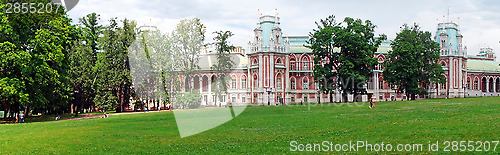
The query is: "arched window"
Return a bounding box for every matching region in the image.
[253,75,258,88]
[302,56,309,70]
[193,76,200,90]
[496,78,500,92]
[202,76,208,92]
[303,77,309,90]
[291,78,296,90]
[473,77,479,90]
[481,77,487,92]
[290,57,296,70]
[241,75,247,89]
[466,77,471,90]
[276,74,282,89]
[231,75,237,89]
[253,59,258,65]
[276,58,282,64]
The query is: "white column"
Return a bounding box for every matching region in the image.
[270,54,275,105]
[285,55,290,104]
[486,79,490,93]
[493,79,496,93]
[259,54,263,88]
[208,75,212,105]
[448,57,453,97]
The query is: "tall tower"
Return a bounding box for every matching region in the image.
[435,21,467,98]
[247,15,290,105]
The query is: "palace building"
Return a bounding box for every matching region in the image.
[180,15,500,106]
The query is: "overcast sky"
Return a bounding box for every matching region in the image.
[67,0,500,58]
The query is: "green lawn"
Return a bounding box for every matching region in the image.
[0,97,499,154]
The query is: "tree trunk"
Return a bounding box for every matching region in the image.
[330,93,333,103]
[342,93,347,103]
[24,105,29,116]
[3,99,7,121]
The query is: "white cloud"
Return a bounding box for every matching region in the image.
[67,0,500,58]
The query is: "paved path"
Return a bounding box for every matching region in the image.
[62,110,169,121]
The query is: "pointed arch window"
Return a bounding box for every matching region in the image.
[302,57,309,70]
[303,78,309,90]
[241,75,247,89]
[231,76,237,89]
[276,74,282,89]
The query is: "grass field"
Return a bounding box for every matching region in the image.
[0,97,499,154]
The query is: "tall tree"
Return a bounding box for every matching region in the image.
[171,18,205,90]
[69,13,102,115]
[308,15,385,102]
[79,13,102,57]
[383,24,445,100]
[0,0,78,117]
[211,31,235,107]
[308,15,339,103]
[94,18,136,112]
[129,19,206,110]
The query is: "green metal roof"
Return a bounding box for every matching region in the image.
[376,41,392,54]
[467,59,500,73]
[290,46,312,53]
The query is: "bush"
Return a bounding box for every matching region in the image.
[174,90,202,109]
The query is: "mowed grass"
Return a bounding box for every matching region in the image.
[0,97,499,154]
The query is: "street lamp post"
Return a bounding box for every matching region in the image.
[266,88,272,105]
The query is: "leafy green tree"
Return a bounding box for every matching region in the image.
[0,0,78,117]
[383,24,445,100]
[69,13,102,115]
[172,18,205,90]
[146,30,178,109]
[308,15,385,102]
[174,90,202,109]
[94,18,136,112]
[308,15,339,103]
[211,31,235,107]
[129,19,206,110]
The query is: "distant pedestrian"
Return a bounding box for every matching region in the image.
[20,112,25,123]
[300,100,303,105]
[369,97,376,109]
[55,115,60,121]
